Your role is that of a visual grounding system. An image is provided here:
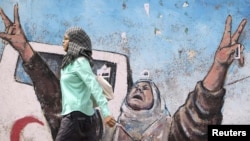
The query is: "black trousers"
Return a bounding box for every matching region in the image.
[55,111,98,141]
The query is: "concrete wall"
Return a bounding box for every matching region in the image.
[0,0,250,140]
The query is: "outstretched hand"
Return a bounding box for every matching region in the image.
[203,15,247,91]
[215,15,247,67]
[0,4,28,51]
[0,4,33,62]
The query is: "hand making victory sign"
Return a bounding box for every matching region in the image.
[0,3,34,62]
[203,15,247,92]
[217,15,247,67]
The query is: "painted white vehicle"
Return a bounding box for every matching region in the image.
[0,42,131,141]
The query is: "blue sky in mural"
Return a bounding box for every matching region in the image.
[0,0,250,84]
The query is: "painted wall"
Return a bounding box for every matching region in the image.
[0,0,250,140]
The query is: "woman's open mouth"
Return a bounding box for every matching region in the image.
[132,94,143,101]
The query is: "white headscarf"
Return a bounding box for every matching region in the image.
[117,79,170,140]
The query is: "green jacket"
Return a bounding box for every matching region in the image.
[60,57,110,118]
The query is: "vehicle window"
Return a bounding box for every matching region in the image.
[15,52,117,89]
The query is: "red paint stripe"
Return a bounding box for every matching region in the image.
[10,116,44,141]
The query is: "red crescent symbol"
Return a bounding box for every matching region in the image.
[10,116,44,141]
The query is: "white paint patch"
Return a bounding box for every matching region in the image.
[121,32,127,43]
[183,2,189,8]
[144,3,150,16]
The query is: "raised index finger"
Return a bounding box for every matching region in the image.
[231,18,247,45]
[14,4,20,25]
[220,15,232,49]
[0,7,13,28]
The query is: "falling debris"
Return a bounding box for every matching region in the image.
[154,28,161,35]
[122,2,127,9]
[185,27,189,34]
[158,13,163,18]
[178,49,183,58]
[144,3,150,16]
[121,32,128,43]
[188,50,196,59]
[183,1,189,8]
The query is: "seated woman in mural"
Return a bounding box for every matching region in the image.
[0,4,247,141]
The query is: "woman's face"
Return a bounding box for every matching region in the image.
[126,81,154,110]
[63,34,69,52]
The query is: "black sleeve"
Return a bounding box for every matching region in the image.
[23,52,62,140]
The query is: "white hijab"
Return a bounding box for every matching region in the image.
[117,79,170,140]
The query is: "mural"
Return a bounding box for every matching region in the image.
[0,1,250,141]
